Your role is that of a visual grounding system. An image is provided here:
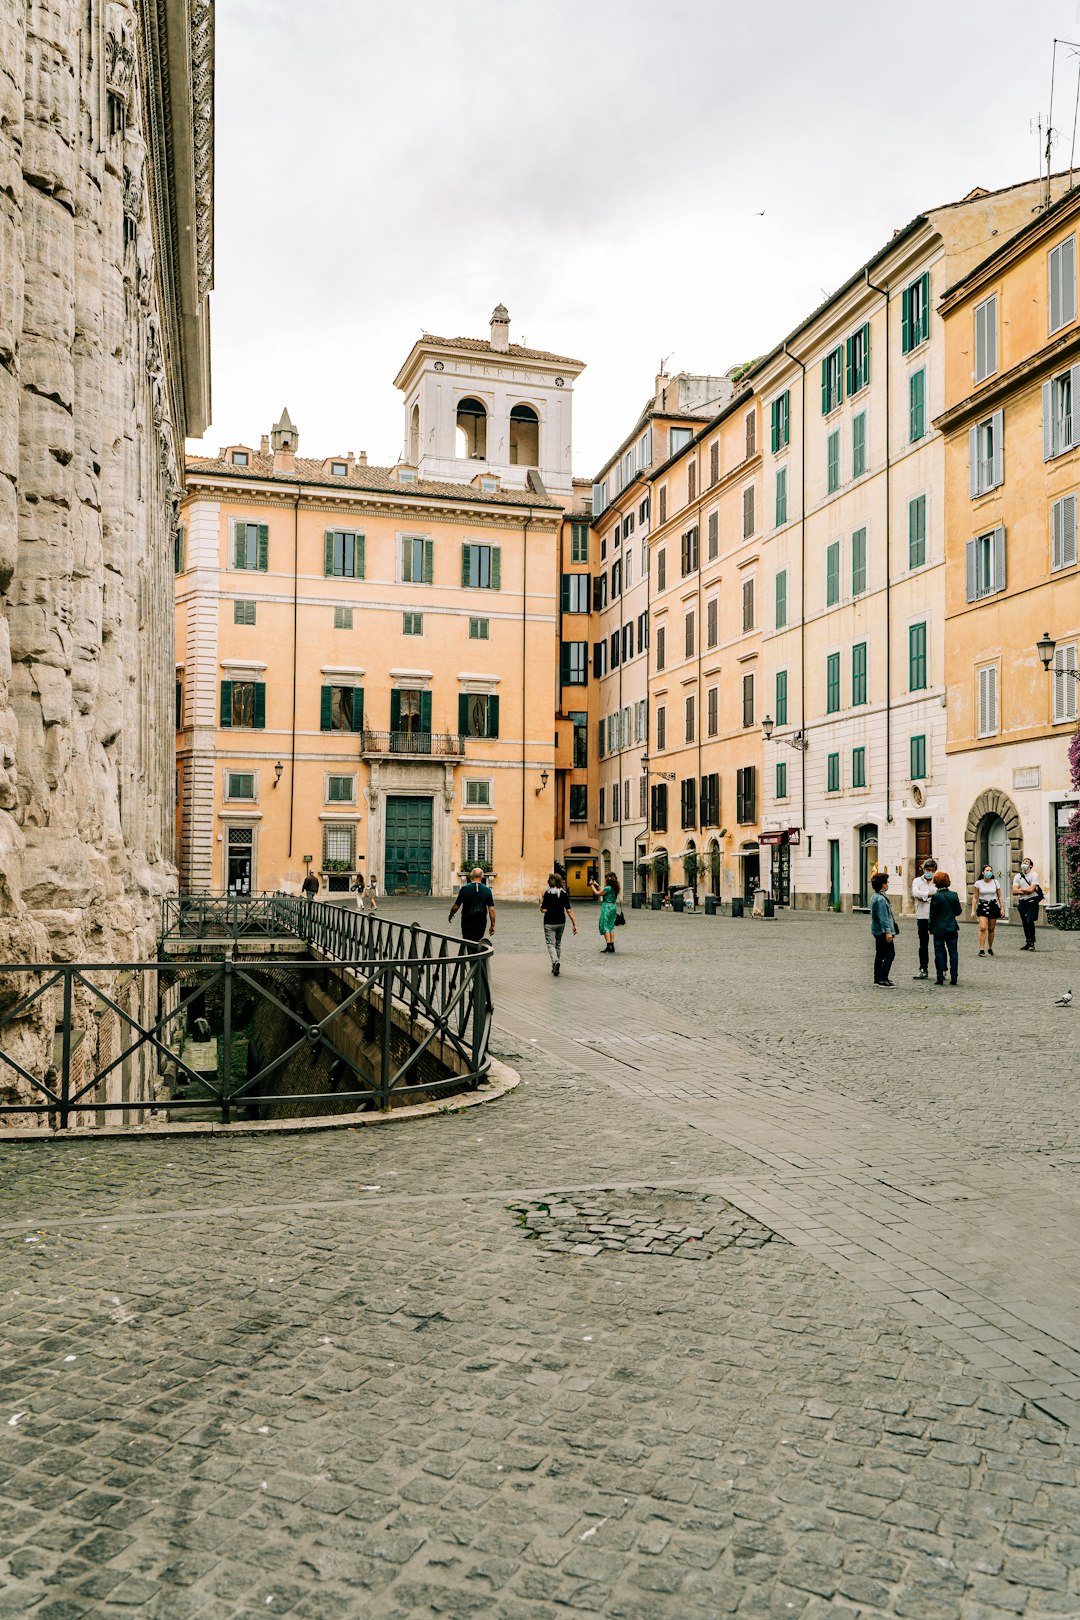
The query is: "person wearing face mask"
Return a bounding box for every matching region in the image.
[1012,857,1043,951]
[911,856,938,980]
[971,863,1004,956]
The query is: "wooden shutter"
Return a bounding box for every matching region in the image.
[560,575,571,612]
[257,525,269,570]
[220,680,233,727]
[422,538,433,583]
[821,357,830,415]
[965,539,977,602]
[460,544,471,587]
[389,690,402,734]
[845,335,855,396]
[487,695,499,738]
[990,410,1004,487]
[978,665,998,736]
[560,642,570,684]
[1064,494,1079,567]
[992,525,1006,593]
[1052,497,1065,571]
[356,535,366,578]
[901,286,912,352]
[320,685,334,731]
[324,531,335,575]
[710,441,719,484]
[252,683,266,729]
[969,426,980,497]
[770,399,780,453]
[489,547,501,591]
[1070,365,1080,449]
[1043,380,1055,459]
[418,690,430,734]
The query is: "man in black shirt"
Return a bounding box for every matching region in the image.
[540,876,577,975]
[449,868,495,943]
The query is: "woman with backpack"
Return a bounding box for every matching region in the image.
[588,872,621,954]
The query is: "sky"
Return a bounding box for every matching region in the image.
[190,0,1080,478]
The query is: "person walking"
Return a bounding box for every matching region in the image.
[540,875,577,975]
[364,873,379,913]
[870,871,898,987]
[928,870,962,986]
[911,856,938,980]
[1012,857,1042,951]
[301,870,320,899]
[589,872,620,953]
[972,863,1004,957]
[449,867,495,945]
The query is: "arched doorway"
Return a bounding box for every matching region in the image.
[409,403,420,463]
[509,403,539,466]
[858,823,878,909]
[964,790,1023,907]
[707,837,721,898]
[456,397,487,459]
[741,842,760,903]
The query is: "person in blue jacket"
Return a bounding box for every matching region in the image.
[870,871,898,987]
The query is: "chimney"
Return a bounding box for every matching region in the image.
[271,406,298,474]
[358,450,368,465]
[260,434,269,455]
[490,303,510,352]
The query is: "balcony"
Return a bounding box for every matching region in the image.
[360,730,466,759]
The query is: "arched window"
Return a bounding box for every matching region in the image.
[509,403,539,466]
[409,403,420,464]
[456,398,487,460]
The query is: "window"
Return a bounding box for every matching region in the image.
[707,685,718,736]
[741,577,755,632]
[735,766,757,824]
[687,461,696,503]
[401,610,424,637]
[400,535,433,584]
[569,784,588,822]
[231,450,249,467]
[680,527,699,576]
[821,346,843,414]
[827,752,840,793]
[220,679,265,729]
[707,596,718,648]
[909,622,927,691]
[742,484,756,537]
[851,529,866,597]
[640,495,650,526]
[469,617,490,640]
[656,705,666,750]
[974,295,998,382]
[458,692,499,738]
[826,540,840,607]
[826,430,840,493]
[775,760,788,800]
[909,369,926,442]
[656,625,666,671]
[775,569,787,628]
[571,522,589,562]
[826,653,840,714]
[639,776,647,817]
[670,427,692,454]
[965,526,1006,602]
[969,411,1003,496]
[330,461,348,477]
[175,672,183,730]
[742,671,755,728]
[658,485,667,523]
[1043,365,1080,458]
[325,529,364,578]
[509,403,539,466]
[852,747,866,789]
[650,782,668,832]
[622,622,634,663]
[561,573,590,613]
[771,390,790,452]
[775,669,788,727]
[775,466,788,527]
[707,510,719,559]
[465,779,492,808]
[234,599,256,626]
[845,323,870,395]
[461,543,501,589]
[328,774,356,803]
[684,696,696,743]
[1050,235,1078,334]
[611,559,622,598]
[560,641,588,685]
[680,777,697,829]
[333,606,353,630]
[610,629,621,670]
[232,521,268,571]
[638,608,649,651]
[174,525,186,573]
[597,717,605,759]
[461,826,493,869]
[852,641,867,706]
[684,611,695,658]
[901,271,930,353]
[977,664,999,738]
[909,496,927,570]
[323,822,357,871]
[745,410,756,457]
[593,638,608,677]
[572,710,589,767]
[593,573,608,611]
[634,699,647,744]
[320,683,364,733]
[656,549,667,590]
[624,550,633,588]
[910,734,927,781]
[852,411,867,479]
[1053,643,1080,723]
[226,771,255,801]
[710,441,720,486]
[1052,493,1079,570]
[701,773,720,826]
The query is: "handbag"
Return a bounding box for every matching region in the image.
[614,910,626,926]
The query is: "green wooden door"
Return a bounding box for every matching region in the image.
[384,796,433,895]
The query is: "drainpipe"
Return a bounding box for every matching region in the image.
[782,342,808,841]
[865,269,893,825]
[287,485,300,858]
[521,511,533,862]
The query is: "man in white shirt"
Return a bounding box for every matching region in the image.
[1013,858,1041,950]
[911,857,938,979]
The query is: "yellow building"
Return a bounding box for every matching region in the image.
[555,489,601,897]
[177,310,582,899]
[938,182,1080,904]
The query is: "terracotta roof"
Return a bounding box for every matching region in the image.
[422,335,585,367]
[184,453,565,510]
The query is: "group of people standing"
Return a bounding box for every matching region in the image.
[871,855,1044,987]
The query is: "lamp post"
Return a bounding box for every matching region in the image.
[761,714,809,750]
[1037,630,1080,679]
[534,768,550,797]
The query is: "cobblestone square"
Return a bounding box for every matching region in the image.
[3,903,1080,1616]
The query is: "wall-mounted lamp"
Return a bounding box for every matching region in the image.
[535,768,550,797]
[273,760,284,787]
[761,715,809,751]
[1037,630,1079,680]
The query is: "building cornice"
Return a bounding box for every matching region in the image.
[181,474,562,530]
[933,326,1080,434]
[940,183,1080,312]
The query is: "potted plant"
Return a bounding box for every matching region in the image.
[705,847,722,914]
[683,850,700,902]
[633,859,650,909]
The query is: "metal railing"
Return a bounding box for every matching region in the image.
[360,730,466,757]
[160,893,288,943]
[0,897,492,1128]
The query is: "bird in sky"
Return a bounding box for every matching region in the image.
[1055,989,1073,1007]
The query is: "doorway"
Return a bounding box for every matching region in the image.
[914,817,933,866]
[742,845,760,903]
[384,796,433,894]
[770,839,791,907]
[1057,803,1079,904]
[981,814,1010,917]
[858,824,879,908]
[226,826,253,895]
[828,839,841,909]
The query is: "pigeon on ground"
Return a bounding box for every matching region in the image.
[1055,989,1074,1007]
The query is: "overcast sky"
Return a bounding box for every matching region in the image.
[190,0,1080,478]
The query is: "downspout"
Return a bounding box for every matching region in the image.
[865,270,893,824]
[287,484,300,858]
[521,511,533,862]
[782,342,808,841]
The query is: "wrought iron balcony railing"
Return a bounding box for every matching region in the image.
[360,730,466,758]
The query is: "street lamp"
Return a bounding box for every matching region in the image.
[534,768,550,797]
[1037,630,1080,680]
[761,715,808,751]
[273,760,284,787]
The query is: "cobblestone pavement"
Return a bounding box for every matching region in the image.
[3,904,1080,1617]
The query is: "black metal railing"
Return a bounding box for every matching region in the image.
[0,897,492,1129]
[360,730,465,757]
[160,893,288,943]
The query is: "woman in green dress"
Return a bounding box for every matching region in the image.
[589,872,620,953]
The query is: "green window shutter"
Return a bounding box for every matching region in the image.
[419,691,431,733]
[401,540,413,584]
[770,400,780,454]
[233,522,246,568]
[910,370,925,441]
[391,690,403,733]
[257,524,269,570]
[821,358,830,415]
[253,683,266,729]
[901,286,912,353]
[560,642,570,684]
[461,545,472,587]
[423,538,433,584]
[487,694,499,737]
[776,669,788,726]
[324,531,335,575]
[353,687,365,732]
[561,575,571,612]
[490,547,501,591]
[826,540,840,605]
[845,335,855,396]
[220,680,233,727]
[320,685,333,731]
[357,534,366,579]
[458,693,469,736]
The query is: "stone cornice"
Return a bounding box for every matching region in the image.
[180,478,561,532]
